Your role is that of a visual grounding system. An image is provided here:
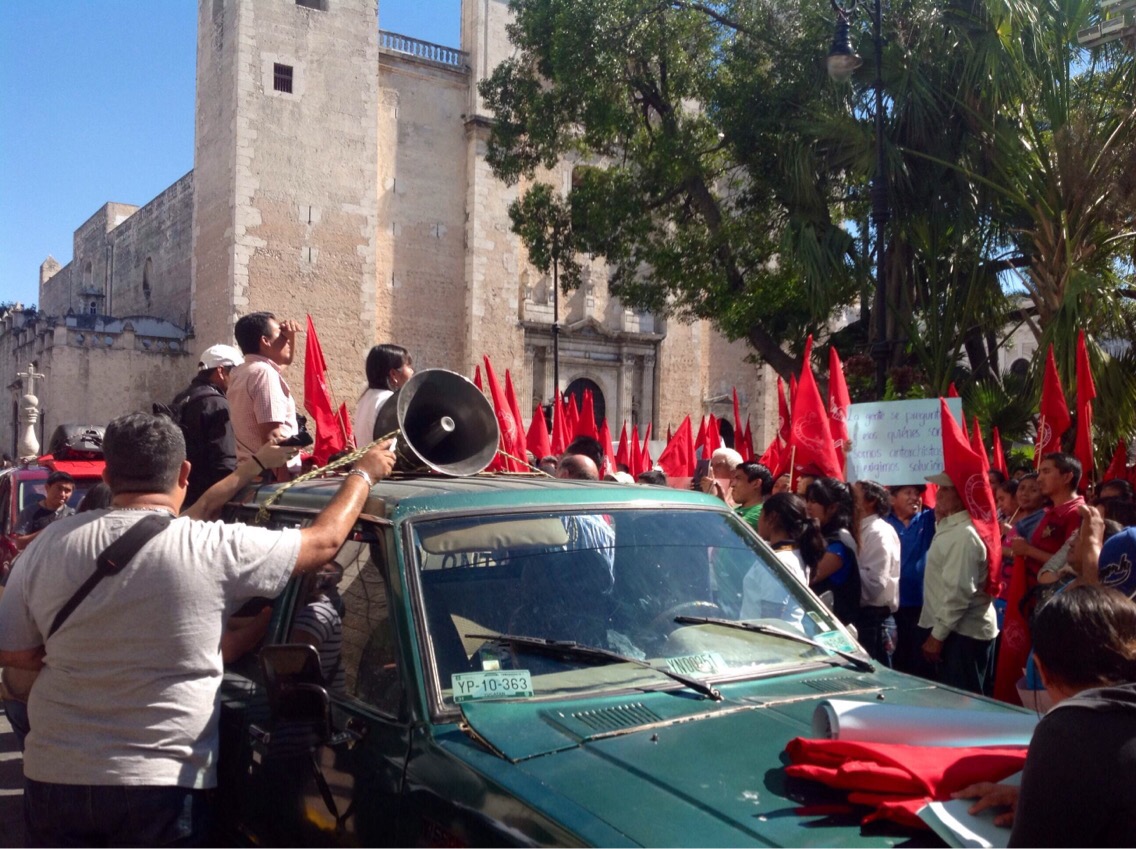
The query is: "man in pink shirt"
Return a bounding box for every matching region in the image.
[229,312,304,477]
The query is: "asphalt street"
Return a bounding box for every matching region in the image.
[0,709,22,847]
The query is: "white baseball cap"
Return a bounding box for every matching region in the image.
[199,344,244,370]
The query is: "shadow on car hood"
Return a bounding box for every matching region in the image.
[453,673,1022,847]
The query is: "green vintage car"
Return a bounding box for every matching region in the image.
[215,474,1018,847]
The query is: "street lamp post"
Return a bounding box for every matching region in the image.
[828,0,890,399]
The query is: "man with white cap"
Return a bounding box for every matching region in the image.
[918,470,999,694]
[170,344,244,506]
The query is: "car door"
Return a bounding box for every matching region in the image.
[218,513,412,846]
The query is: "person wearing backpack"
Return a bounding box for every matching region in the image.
[170,344,244,506]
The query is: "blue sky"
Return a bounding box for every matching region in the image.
[0,0,463,310]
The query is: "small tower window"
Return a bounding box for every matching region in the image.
[296,0,328,9]
[89,301,97,316]
[273,63,294,94]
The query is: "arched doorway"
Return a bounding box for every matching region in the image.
[565,378,605,429]
[718,419,735,450]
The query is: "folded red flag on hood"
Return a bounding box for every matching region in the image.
[785,737,1027,831]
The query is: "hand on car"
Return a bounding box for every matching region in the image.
[952,781,1019,827]
[356,440,397,483]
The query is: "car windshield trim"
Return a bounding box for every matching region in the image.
[464,631,722,701]
[674,616,875,673]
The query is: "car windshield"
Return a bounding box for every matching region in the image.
[16,478,93,512]
[410,507,857,708]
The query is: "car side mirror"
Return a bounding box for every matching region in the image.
[258,644,332,741]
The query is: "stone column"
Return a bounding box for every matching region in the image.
[641,354,657,436]
[16,364,45,460]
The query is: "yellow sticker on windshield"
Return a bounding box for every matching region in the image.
[665,652,725,676]
[452,670,534,703]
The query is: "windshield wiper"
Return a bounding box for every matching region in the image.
[463,631,722,701]
[673,616,876,673]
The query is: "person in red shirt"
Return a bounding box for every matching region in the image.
[1010,453,1084,589]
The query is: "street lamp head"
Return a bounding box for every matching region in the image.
[827,14,863,81]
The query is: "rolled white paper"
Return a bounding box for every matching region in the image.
[812,699,1038,747]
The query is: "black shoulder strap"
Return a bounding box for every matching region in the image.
[48,513,173,639]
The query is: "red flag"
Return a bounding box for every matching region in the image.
[550,390,568,455]
[743,417,754,461]
[991,426,1008,477]
[707,415,722,454]
[828,346,852,474]
[565,394,581,438]
[970,417,990,473]
[1036,344,1071,464]
[578,390,599,439]
[338,402,355,449]
[1104,439,1128,483]
[615,422,631,472]
[505,369,529,464]
[666,424,673,443]
[640,423,653,472]
[1074,331,1097,491]
[939,399,1002,597]
[599,418,615,476]
[526,403,552,463]
[758,434,783,476]
[789,336,842,483]
[789,374,798,405]
[302,315,347,466]
[658,415,695,480]
[629,426,643,478]
[960,412,970,443]
[732,388,746,459]
[777,377,791,445]
[483,357,524,472]
[948,382,960,398]
[473,365,483,392]
[694,416,708,458]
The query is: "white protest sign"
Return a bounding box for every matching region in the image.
[843,397,964,486]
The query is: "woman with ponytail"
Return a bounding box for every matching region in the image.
[738,493,825,627]
[804,477,862,626]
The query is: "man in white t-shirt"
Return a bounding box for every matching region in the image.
[0,412,394,846]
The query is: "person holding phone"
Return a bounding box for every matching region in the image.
[229,312,304,478]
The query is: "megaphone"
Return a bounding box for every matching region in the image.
[371,369,500,476]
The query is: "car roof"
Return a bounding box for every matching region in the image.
[245,473,721,521]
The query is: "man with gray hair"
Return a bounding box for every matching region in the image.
[0,412,395,846]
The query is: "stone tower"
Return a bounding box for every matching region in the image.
[191,0,380,406]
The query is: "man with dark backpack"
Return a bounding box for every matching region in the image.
[163,344,244,506]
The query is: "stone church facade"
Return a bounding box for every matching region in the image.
[4,0,775,457]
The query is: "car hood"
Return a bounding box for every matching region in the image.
[450,670,1026,847]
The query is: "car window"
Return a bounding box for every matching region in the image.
[287,536,403,718]
[410,507,850,708]
[14,478,92,513]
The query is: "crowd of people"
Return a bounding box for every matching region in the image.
[2,310,1135,844]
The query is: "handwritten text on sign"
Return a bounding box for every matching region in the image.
[843,398,964,486]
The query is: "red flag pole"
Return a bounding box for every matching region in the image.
[1035,414,1046,469]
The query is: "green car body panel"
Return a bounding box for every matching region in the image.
[215,475,1029,847]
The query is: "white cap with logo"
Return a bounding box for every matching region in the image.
[199,344,245,370]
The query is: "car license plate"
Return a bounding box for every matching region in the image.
[452,670,534,703]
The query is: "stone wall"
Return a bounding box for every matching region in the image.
[0,311,191,457]
[38,176,193,329]
[376,49,471,385]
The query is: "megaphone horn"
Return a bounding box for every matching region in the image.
[371,369,500,476]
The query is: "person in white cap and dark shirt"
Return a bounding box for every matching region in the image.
[169,344,245,506]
